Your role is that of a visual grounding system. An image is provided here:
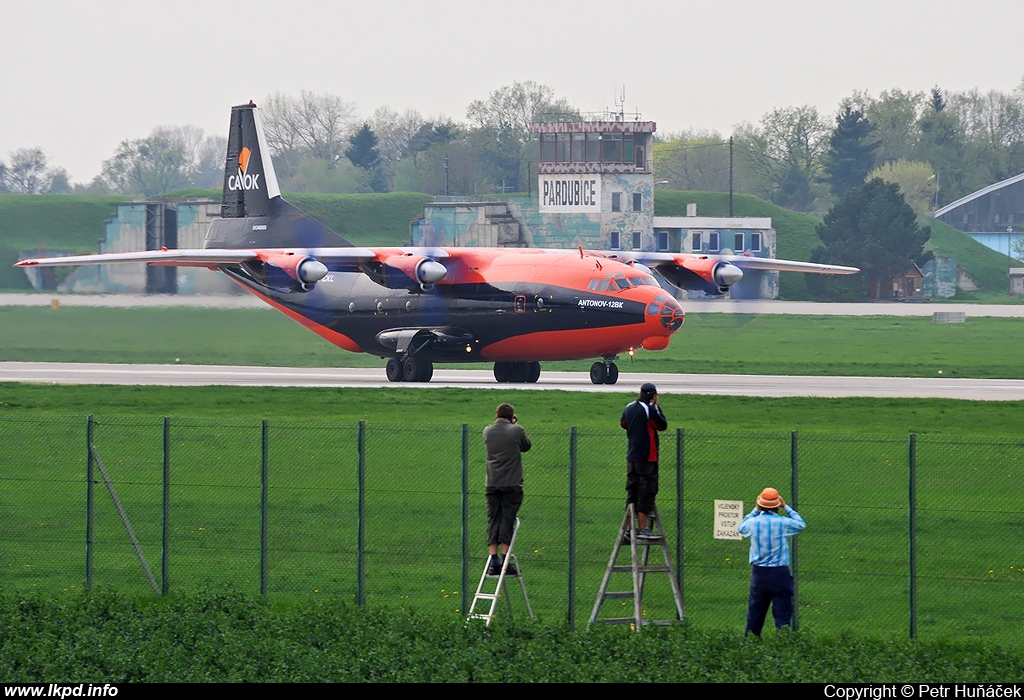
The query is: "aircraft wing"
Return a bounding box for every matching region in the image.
[587,250,859,296]
[15,247,384,268]
[592,251,859,275]
[16,249,262,268]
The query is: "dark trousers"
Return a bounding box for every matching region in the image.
[745,565,794,636]
[625,460,659,515]
[486,486,523,546]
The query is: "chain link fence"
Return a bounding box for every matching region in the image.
[1,415,1022,643]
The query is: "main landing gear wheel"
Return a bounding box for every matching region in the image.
[526,361,541,383]
[403,356,433,382]
[493,361,541,383]
[386,358,403,382]
[590,361,619,385]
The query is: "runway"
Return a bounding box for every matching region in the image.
[2,362,1022,400]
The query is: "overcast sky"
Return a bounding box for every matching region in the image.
[3,0,1023,183]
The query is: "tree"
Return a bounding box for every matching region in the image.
[370,106,426,165]
[345,123,381,171]
[652,130,731,191]
[467,81,579,191]
[344,123,387,192]
[867,160,936,214]
[916,86,970,205]
[735,105,830,211]
[261,91,357,172]
[809,178,931,298]
[2,148,69,194]
[825,106,879,198]
[852,89,925,166]
[100,125,222,196]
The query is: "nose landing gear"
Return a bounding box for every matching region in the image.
[589,358,619,385]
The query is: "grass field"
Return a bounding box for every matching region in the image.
[3,304,1024,378]
[2,386,1023,647]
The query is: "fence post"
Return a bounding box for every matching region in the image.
[568,425,578,631]
[676,428,684,606]
[260,419,269,597]
[162,417,170,596]
[909,433,917,638]
[461,423,469,617]
[790,430,799,631]
[357,420,366,606]
[86,415,94,593]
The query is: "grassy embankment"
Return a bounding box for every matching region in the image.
[0,191,432,290]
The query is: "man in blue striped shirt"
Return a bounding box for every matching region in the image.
[737,487,806,636]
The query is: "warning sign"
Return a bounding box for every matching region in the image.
[714,499,743,540]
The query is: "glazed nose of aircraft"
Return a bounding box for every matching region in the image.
[639,292,684,351]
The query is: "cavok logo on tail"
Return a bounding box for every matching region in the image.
[228,147,261,191]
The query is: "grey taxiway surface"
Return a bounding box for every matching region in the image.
[2,362,1023,401]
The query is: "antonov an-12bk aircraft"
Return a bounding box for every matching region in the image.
[17,103,859,384]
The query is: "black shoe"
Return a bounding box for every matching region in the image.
[503,563,519,577]
[486,555,501,576]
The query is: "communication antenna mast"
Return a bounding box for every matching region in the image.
[613,86,626,122]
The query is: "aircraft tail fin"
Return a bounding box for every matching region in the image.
[208,102,353,249]
[220,101,280,219]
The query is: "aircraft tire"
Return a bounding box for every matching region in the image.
[403,356,429,382]
[509,362,530,383]
[605,362,619,385]
[419,360,434,382]
[590,362,606,385]
[526,361,541,383]
[493,362,511,383]
[386,358,403,382]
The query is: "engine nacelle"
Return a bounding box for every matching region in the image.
[254,252,328,292]
[361,254,447,291]
[658,257,744,296]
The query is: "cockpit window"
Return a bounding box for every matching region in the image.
[587,279,599,291]
[613,276,631,290]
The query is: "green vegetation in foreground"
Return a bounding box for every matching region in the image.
[4,384,1024,435]
[1,591,1020,682]
[4,305,1024,378]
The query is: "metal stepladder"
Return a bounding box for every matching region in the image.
[589,504,684,629]
[467,517,534,626]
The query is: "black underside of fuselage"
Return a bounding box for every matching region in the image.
[223,267,647,362]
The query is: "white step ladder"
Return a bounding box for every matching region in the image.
[589,504,684,629]
[467,517,534,626]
